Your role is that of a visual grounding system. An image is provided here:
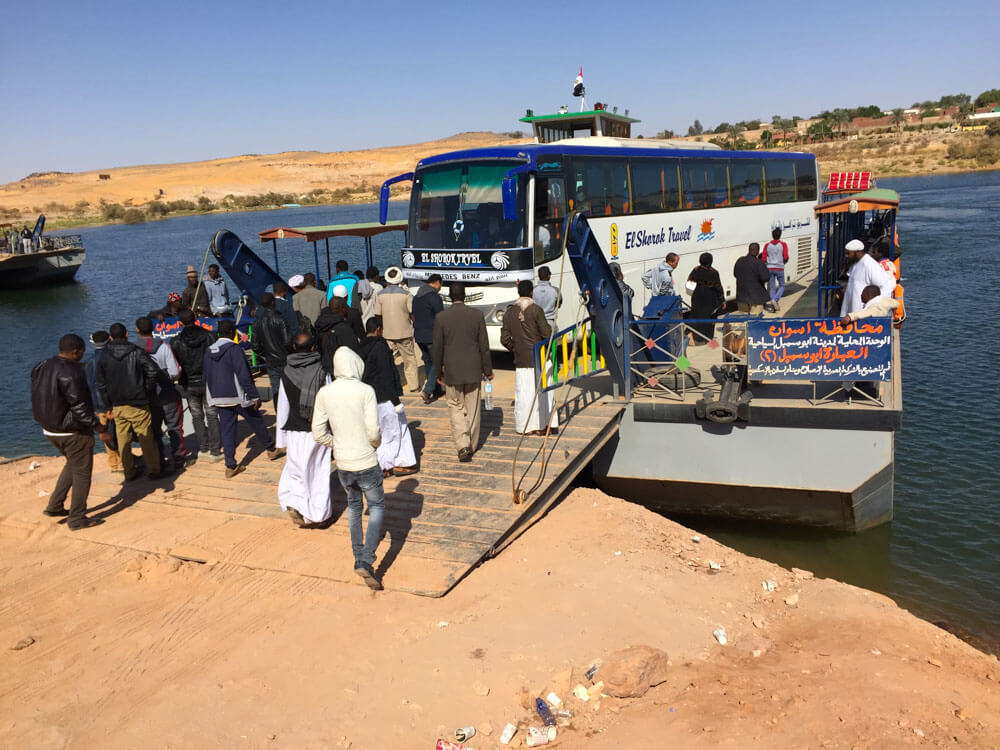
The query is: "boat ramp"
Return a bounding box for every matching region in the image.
[76,370,622,597]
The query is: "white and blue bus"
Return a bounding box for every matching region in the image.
[380,110,819,348]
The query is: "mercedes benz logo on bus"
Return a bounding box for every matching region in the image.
[490,251,510,270]
[402,251,416,268]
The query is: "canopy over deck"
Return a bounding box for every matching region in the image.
[256,220,408,280]
[258,220,407,243]
[814,188,899,215]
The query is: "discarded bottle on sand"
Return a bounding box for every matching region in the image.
[535,697,556,726]
[484,381,494,410]
[555,708,574,726]
[453,726,476,742]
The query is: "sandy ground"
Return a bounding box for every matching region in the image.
[2,454,998,749]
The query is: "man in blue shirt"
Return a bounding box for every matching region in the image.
[326,259,359,303]
[532,266,561,326]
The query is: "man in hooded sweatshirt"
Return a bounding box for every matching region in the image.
[312,347,384,590]
[276,333,331,527]
[359,317,418,477]
[96,322,166,480]
[204,319,284,478]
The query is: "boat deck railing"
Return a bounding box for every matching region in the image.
[628,314,898,410]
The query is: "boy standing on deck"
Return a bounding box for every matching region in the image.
[204,320,284,478]
[762,228,789,311]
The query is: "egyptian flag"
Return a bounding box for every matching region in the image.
[573,67,585,97]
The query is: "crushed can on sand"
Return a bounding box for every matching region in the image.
[499,722,518,745]
[453,726,476,742]
[435,741,472,750]
[525,726,557,746]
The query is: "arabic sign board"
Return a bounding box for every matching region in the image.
[746,318,892,381]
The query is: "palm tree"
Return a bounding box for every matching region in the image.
[832,109,851,138]
[954,103,973,130]
[890,108,905,138]
[726,124,744,149]
[759,129,773,149]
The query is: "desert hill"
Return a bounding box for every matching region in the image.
[0,131,528,223]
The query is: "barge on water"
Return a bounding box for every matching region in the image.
[0,215,85,288]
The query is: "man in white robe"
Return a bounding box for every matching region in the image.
[501,281,560,435]
[841,239,895,317]
[359,317,418,476]
[275,334,331,526]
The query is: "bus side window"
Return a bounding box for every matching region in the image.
[682,161,723,210]
[730,160,764,206]
[795,160,817,201]
[764,159,796,203]
[630,159,680,213]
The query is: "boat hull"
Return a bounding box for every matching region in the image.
[592,405,895,533]
[0,248,85,288]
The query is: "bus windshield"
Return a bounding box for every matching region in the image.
[410,161,526,250]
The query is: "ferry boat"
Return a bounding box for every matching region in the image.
[0,216,85,288]
[379,103,903,533]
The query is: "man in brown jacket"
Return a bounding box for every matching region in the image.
[501,280,559,435]
[432,283,493,462]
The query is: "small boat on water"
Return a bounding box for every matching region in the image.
[0,215,85,288]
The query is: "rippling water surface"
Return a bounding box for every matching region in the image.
[702,171,1000,650]
[2,175,998,648]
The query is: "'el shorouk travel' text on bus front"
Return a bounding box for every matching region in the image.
[623,225,692,250]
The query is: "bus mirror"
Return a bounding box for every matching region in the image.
[379,172,414,225]
[502,176,517,222]
[379,184,390,225]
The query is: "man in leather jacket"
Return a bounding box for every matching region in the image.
[30,334,112,530]
[95,323,167,480]
[250,292,291,407]
[170,310,222,461]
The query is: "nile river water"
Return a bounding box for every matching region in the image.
[2,174,997,649]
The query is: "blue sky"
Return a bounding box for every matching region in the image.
[1,0,997,184]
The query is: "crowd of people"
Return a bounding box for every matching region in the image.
[30,260,565,589]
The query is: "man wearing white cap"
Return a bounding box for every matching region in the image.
[841,239,894,317]
[375,266,420,392]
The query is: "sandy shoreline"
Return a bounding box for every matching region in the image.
[2,454,997,748]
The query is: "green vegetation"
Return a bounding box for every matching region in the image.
[946,132,1000,166]
[974,89,1000,108]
